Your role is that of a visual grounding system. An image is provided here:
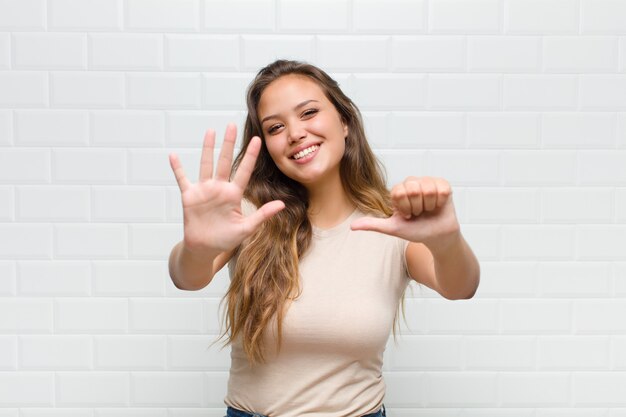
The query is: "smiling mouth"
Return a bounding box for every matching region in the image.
[291,144,320,160]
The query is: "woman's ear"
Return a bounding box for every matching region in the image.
[342,119,348,139]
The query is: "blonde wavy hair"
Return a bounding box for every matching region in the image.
[217,59,408,365]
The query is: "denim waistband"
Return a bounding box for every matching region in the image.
[226,403,386,417]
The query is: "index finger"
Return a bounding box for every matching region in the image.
[232,136,261,190]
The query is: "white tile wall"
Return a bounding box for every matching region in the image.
[426,372,498,406]
[50,72,125,108]
[542,37,618,73]
[468,36,540,72]
[0,72,48,106]
[56,372,130,406]
[55,298,128,333]
[52,149,125,183]
[131,372,204,406]
[96,409,164,417]
[393,36,465,72]
[0,261,17,296]
[580,75,626,109]
[165,35,238,71]
[0,224,52,258]
[353,0,425,33]
[17,186,91,221]
[428,74,500,110]
[503,75,578,110]
[541,112,616,148]
[203,0,274,32]
[581,0,626,34]
[465,335,536,370]
[91,111,165,147]
[15,110,90,146]
[13,33,87,70]
[92,260,166,296]
[430,0,500,34]
[1,0,625,413]
[94,335,166,370]
[391,112,465,148]
[125,0,199,32]
[0,0,46,30]
[48,0,121,31]
[19,335,93,370]
[499,372,570,406]
[91,34,162,71]
[0,111,12,145]
[17,260,91,296]
[0,372,54,406]
[505,0,579,34]
[242,35,314,70]
[278,0,349,32]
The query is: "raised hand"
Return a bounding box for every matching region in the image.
[350,176,460,251]
[169,123,285,256]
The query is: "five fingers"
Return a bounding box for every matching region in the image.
[391,176,451,219]
[169,123,284,240]
[169,122,262,193]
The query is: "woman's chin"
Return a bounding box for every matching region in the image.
[292,171,338,189]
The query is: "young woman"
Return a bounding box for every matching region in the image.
[168,60,480,417]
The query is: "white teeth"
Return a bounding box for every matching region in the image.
[292,145,319,160]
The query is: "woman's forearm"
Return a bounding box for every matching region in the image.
[429,233,480,300]
[168,241,219,291]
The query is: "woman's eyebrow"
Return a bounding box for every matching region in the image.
[260,99,319,124]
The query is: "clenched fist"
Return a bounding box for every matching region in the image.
[350,176,460,250]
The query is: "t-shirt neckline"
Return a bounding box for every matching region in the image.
[311,208,360,239]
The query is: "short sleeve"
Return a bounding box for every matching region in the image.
[396,237,413,282]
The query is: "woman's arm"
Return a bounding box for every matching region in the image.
[405,236,480,300]
[351,176,480,300]
[167,124,284,291]
[168,242,235,291]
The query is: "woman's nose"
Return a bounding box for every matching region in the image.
[287,123,307,144]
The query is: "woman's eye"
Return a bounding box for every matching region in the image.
[268,124,282,134]
[266,110,317,134]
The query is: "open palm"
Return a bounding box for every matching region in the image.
[168,123,284,256]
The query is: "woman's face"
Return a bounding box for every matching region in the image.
[257,74,348,189]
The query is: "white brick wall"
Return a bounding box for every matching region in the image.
[1,0,625,414]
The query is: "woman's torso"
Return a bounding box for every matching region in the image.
[224,208,411,417]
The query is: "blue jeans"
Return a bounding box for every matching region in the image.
[226,404,386,417]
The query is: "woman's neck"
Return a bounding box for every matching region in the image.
[306,175,356,229]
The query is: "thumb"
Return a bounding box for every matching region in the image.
[350,216,396,235]
[242,200,285,235]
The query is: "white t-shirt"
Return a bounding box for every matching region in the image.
[224,205,411,417]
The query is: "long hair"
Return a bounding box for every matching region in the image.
[218,59,407,365]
